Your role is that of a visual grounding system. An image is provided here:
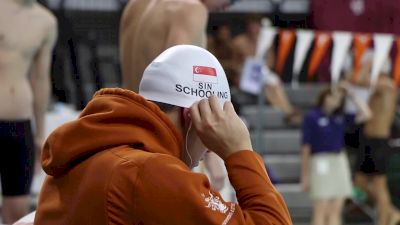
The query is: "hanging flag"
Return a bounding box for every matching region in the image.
[292,30,314,85]
[394,38,400,86]
[308,32,332,80]
[371,34,394,85]
[353,33,372,74]
[275,29,296,75]
[255,27,277,60]
[331,32,353,85]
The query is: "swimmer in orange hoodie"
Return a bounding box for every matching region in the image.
[34,45,292,225]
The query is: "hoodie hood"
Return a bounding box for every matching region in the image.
[41,88,184,177]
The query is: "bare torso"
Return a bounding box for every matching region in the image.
[0,1,53,120]
[120,0,207,92]
[364,77,397,138]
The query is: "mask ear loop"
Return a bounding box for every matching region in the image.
[185,121,193,168]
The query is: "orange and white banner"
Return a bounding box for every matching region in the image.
[353,33,372,73]
[249,27,400,87]
[371,34,394,85]
[331,32,353,85]
[394,38,400,86]
[308,32,332,80]
[256,27,277,60]
[292,30,314,84]
[276,30,296,75]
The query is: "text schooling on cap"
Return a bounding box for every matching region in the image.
[175,84,229,99]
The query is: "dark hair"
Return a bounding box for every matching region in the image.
[151,101,178,112]
[245,15,263,25]
[212,23,230,32]
[315,87,346,115]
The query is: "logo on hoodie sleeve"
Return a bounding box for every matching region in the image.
[202,192,236,225]
[202,192,228,214]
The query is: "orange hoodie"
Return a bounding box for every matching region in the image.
[34,88,292,225]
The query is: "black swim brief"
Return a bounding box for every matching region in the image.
[356,137,391,175]
[0,120,35,196]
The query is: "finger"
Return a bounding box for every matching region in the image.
[209,95,223,115]
[223,101,236,114]
[190,101,202,126]
[199,98,212,119]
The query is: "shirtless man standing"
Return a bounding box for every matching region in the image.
[0,0,57,223]
[120,0,233,191]
[232,17,301,124]
[120,0,232,92]
[356,71,400,225]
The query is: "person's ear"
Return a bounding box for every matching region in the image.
[180,108,192,128]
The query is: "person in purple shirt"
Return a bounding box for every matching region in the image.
[301,83,371,225]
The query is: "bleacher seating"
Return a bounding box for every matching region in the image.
[242,107,286,129]
[239,85,320,223]
[253,130,301,154]
[239,84,381,224]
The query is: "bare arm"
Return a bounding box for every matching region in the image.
[340,81,372,123]
[30,18,58,148]
[301,144,311,192]
[349,93,372,124]
[346,60,373,87]
[165,3,208,48]
[376,76,396,92]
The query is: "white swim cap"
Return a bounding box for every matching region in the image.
[139,45,231,108]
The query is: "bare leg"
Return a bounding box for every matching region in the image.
[2,196,30,224]
[372,176,392,225]
[328,198,345,225]
[354,172,373,199]
[389,209,400,225]
[312,200,329,225]
[35,148,42,175]
[388,192,400,225]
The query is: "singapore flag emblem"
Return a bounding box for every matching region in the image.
[193,66,218,83]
